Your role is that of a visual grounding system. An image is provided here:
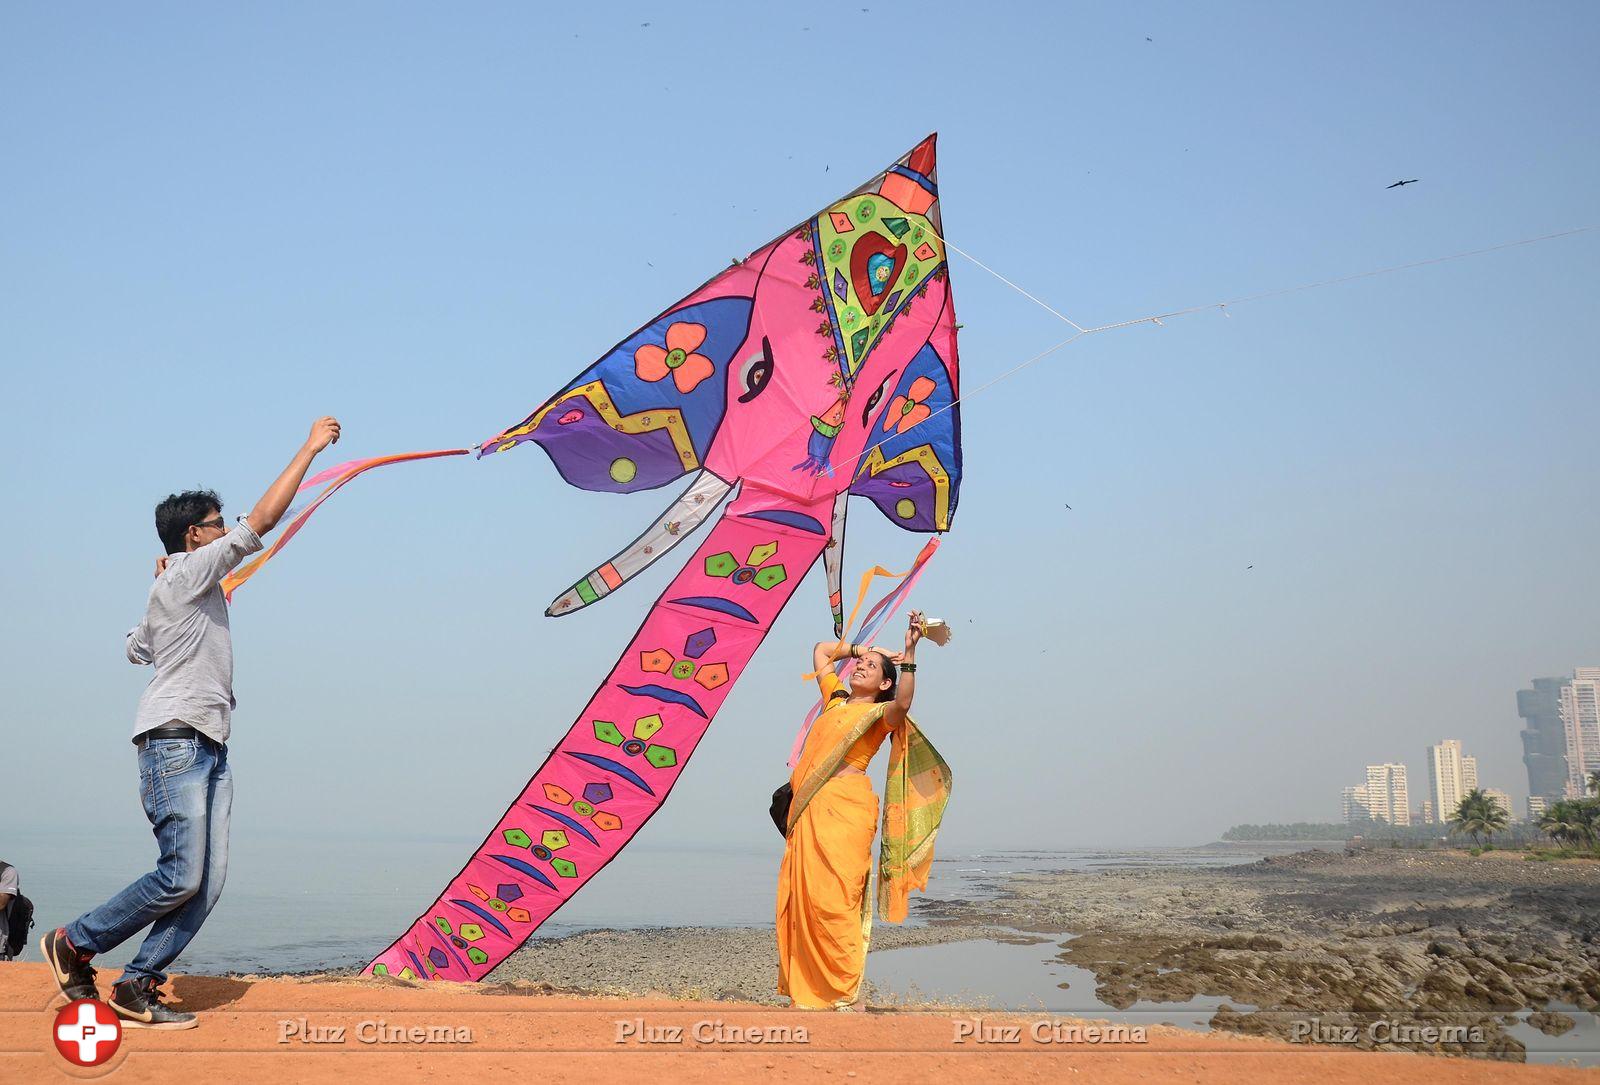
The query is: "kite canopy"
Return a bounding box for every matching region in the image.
[481,133,960,534]
[369,137,962,984]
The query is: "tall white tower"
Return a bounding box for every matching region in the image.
[1561,669,1600,799]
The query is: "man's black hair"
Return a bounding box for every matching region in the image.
[155,490,222,555]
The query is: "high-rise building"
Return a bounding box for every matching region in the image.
[1429,740,1472,821]
[1341,785,1371,823]
[1462,756,1478,793]
[1421,799,1435,825]
[1561,669,1600,800]
[1364,763,1411,826]
[1520,677,1573,802]
[1483,788,1513,819]
[1527,795,1547,823]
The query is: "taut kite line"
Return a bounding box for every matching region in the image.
[366,134,962,982]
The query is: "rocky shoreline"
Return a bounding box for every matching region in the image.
[486,847,1600,1062]
[955,848,1600,1061]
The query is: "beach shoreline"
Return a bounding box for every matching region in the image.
[34,846,1593,1065]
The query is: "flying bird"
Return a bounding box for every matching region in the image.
[1386,179,1419,189]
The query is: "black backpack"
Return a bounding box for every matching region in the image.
[0,862,33,960]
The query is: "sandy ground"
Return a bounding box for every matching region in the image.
[3,963,1595,1084]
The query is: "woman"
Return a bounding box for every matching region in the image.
[776,609,951,1010]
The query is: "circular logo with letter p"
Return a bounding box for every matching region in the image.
[53,999,122,1066]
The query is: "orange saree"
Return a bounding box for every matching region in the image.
[775,671,951,1008]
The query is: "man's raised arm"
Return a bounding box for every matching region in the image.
[246,417,342,534]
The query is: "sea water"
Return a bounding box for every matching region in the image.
[2,828,1283,974]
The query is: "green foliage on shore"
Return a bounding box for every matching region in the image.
[1448,788,1510,848]
[1536,789,1600,849]
[1525,846,1600,862]
[1221,823,1353,841]
[1224,817,1547,846]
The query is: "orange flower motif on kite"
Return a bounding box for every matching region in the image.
[634,321,715,393]
[884,375,938,434]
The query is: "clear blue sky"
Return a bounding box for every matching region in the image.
[3,2,1597,861]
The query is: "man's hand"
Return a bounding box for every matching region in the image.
[154,556,169,579]
[306,416,341,454]
[249,416,345,536]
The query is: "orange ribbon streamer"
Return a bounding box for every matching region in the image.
[222,448,470,600]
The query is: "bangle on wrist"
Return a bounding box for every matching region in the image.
[900,662,917,673]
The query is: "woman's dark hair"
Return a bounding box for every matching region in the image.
[155,490,222,555]
[870,651,899,704]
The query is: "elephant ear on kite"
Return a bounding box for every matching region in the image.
[480,294,755,493]
[852,339,961,532]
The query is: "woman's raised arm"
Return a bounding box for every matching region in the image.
[882,611,924,728]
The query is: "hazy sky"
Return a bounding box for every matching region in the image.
[3,2,1597,864]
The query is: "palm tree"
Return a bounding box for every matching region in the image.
[1578,800,1600,849]
[1588,769,1600,798]
[1449,788,1509,849]
[1539,801,1584,847]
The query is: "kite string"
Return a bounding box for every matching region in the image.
[825,222,1597,480]
[939,238,1086,332]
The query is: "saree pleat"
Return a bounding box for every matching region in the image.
[776,774,878,1007]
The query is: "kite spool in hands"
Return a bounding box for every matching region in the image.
[918,617,952,647]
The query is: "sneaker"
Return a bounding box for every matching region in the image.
[108,976,198,1030]
[40,928,98,1001]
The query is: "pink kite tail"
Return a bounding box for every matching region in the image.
[221,448,471,600]
[787,538,940,768]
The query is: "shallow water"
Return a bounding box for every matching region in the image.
[868,937,1249,1030]
[867,939,1598,1065]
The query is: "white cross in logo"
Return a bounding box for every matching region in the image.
[56,1001,120,1063]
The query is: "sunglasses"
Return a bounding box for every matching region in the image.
[194,517,226,532]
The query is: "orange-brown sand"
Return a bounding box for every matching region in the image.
[2,963,1590,1083]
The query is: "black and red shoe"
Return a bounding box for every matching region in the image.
[40,928,98,1001]
[109,975,197,1030]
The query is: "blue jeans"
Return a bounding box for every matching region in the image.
[65,736,232,985]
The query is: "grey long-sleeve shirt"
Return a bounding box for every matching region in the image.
[127,518,263,743]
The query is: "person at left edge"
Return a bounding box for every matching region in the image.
[41,417,341,1029]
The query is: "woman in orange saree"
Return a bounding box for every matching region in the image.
[776,610,952,1010]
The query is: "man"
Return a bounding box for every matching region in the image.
[42,417,341,1029]
[0,861,20,959]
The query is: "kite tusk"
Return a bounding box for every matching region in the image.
[824,492,849,638]
[545,471,733,617]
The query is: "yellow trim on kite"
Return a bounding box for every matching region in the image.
[854,444,951,531]
[493,380,699,472]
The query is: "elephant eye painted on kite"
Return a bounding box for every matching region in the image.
[367,135,962,983]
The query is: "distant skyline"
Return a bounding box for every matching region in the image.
[2,3,1597,859]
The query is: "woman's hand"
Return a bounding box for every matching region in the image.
[903,610,924,657]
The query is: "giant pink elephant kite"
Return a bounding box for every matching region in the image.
[367,134,962,982]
